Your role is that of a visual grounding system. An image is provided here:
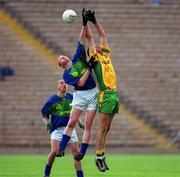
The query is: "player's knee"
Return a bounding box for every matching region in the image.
[50,150,57,157]
[98,127,106,134]
[68,120,76,129]
[84,122,92,130]
[70,146,79,157]
[51,146,59,153]
[73,150,79,157]
[99,122,110,133]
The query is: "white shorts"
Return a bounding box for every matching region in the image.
[71,87,98,111]
[50,127,78,143]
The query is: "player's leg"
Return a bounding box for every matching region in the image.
[69,142,84,177]
[95,91,119,171]
[65,107,83,136]
[56,107,82,157]
[68,129,84,177]
[83,110,96,143]
[102,114,114,147]
[96,113,109,150]
[44,140,59,177]
[74,109,96,161]
[100,91,119,170]
[74,88,97,161]
[57,90,87,157]
[95,112,109,172]
[101,113,114,170]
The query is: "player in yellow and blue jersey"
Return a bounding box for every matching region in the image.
[56,9,97,162]
[85,10,120,172]
[41,79,84,177]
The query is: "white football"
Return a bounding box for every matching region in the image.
[62,9,77,23]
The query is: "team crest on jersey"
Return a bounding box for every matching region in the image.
[56,104,62,110]
[71,71,78,77]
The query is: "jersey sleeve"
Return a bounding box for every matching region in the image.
[73,41,86,63]
[63,71,79,87]
[41,101,51,118]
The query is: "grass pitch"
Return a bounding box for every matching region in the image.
[0,154,180,177]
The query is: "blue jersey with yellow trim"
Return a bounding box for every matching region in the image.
[63,41,96,90]
[41,93,73,133]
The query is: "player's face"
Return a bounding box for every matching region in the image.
[57,55,70,69]
[57,79,67,92]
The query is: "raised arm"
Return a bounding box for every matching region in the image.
[86,10,109,48]
[79,25,87,44]
[77,69,90,87]
[77,9,91,87]
[86,24,95,55]
[94,22,108,48]
[79,8,88,44]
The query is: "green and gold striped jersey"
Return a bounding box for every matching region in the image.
[90,45,117,91]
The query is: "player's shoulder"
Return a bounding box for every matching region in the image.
[63,69,71,81]
[63,68,71,76]
[43,95,58,107]
[63,69,76,84]
[47,95,58,102]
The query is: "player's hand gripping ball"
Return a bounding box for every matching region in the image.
[62,9,77,23]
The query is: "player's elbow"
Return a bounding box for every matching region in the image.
[77,80,85,87]
[68,120,76,129]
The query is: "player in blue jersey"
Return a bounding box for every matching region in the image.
[56,8,97,161]
[41,79,84,177]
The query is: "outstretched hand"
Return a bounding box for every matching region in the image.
[46,122,52,132]
[82,8,88,26]
[85,10,97,24]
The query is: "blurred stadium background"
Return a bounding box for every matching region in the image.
[0,0,180,155]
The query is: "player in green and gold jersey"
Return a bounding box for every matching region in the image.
[85,10,120,172]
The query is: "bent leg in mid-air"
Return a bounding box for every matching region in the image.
[95,113,114,172]
[56,108,82,157]
[74,110,96,161]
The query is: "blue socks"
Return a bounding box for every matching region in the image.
[76,170,84,177]
[44,164,52,176]
[45,165,84,177]
[80,143,89,155]
[60,134,71,150]
[44,164,84,177]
